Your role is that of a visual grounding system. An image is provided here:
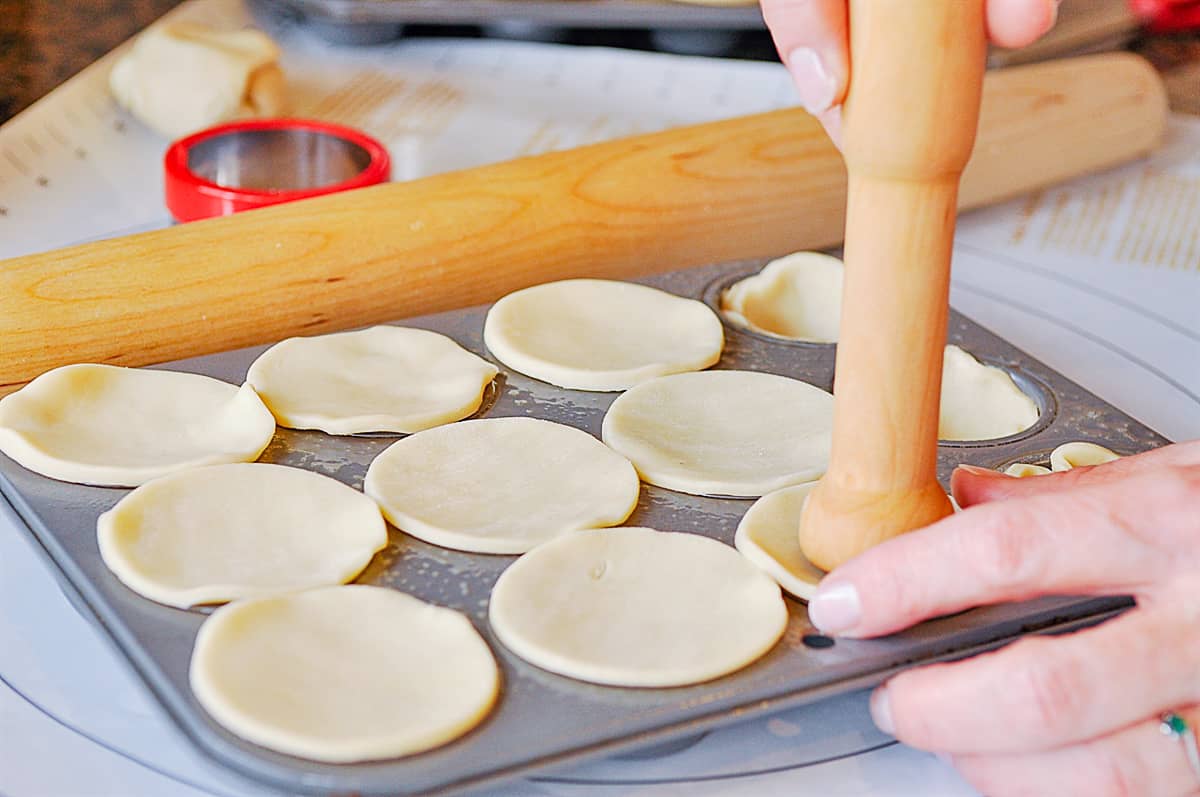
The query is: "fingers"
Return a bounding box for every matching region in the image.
[761,0,1059,146]
[952,706,1200,797]
[760,0,848,127]
[872,607,1200,754]
[953,441,1200,509]
[986,0,1060,49]
[808,469,1191,638]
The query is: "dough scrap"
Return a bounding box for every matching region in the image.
[98,463,387,608]
[601,370,833,497]
[483,279,723,391]
[733,483,825,600]
[939,345,1039,441]
[364,417,639,554]
[1051,441,1121,471]
[0,364,275,487]
[190,585,499,762]
[1003,462,1052,477]
[489,527,786,687]
[245,326,498,435]
[110,23,287,139]
[720,252,843,342]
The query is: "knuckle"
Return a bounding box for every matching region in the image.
[1010,644,1086,740]
[1154,466,1200,517]
[1087,747,1138,797]
[966,511,1046,594]
[1105,465,1200,552]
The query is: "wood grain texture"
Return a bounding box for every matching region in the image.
[0,53,1166,395]
[798,0,988,572]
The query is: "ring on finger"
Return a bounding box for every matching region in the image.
[1160,712,1200,787]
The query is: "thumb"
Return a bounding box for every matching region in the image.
[760,0,848,137]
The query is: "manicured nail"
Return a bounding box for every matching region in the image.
[870,685,895,735]
[808,581,861,633]
[1049,0,1061,28]
[956,464,1002,478]
[787,47,837,116]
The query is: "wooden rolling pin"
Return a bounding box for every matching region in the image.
[0,53,1165,396]
[798,0,984,572]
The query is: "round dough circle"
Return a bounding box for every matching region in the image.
[190,585,499,762]
[733,483,825,600]
[720,252,844,342]
[939,345,1040,441]
[601,370,833,497]
[245,326,498,435]
[98,463,387,608]
[1051,441,1120,471]
[483,279,724,391]
[489,527,786,687]
[364,417,639,554]
[0,364,275,487]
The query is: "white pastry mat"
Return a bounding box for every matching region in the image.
[1,0,1198,793]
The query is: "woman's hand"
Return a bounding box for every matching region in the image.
[760,0,1060,142]
[806,441,1200,796]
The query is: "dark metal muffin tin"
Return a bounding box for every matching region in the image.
[0,258,1168,796]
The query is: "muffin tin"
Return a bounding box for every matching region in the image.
[0,258,1168,796]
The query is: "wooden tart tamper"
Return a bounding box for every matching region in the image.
[798,0,988,572]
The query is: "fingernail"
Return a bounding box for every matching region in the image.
[870,686,895,735]
[1049,0,1061,27]
[786,48,837,116]
[956,464,1003,478]
[808,581,861,634]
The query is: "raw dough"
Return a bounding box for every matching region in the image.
[364,417,639,554]
[190,585,499,762]
[98,463,387,608]
[736,485,960,587]
[1003,462,1052,477]
[718,260,1041,443]
[720,252,843,342]
[245,326,498,435]
[0,364,275,487]
[109,23,287,139]
[939,345,1039,441]
[601,370,833,497]
[483,279,723,391]
[1051,441,1120,471]
[489,527,786,687]
[733,483,825,600]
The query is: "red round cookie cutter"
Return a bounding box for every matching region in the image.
[164,118,391,222]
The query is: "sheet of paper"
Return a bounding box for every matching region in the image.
[952,120,1200,443]
[1,0,1197,794]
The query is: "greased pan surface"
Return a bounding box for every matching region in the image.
[0,259,1164,796]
